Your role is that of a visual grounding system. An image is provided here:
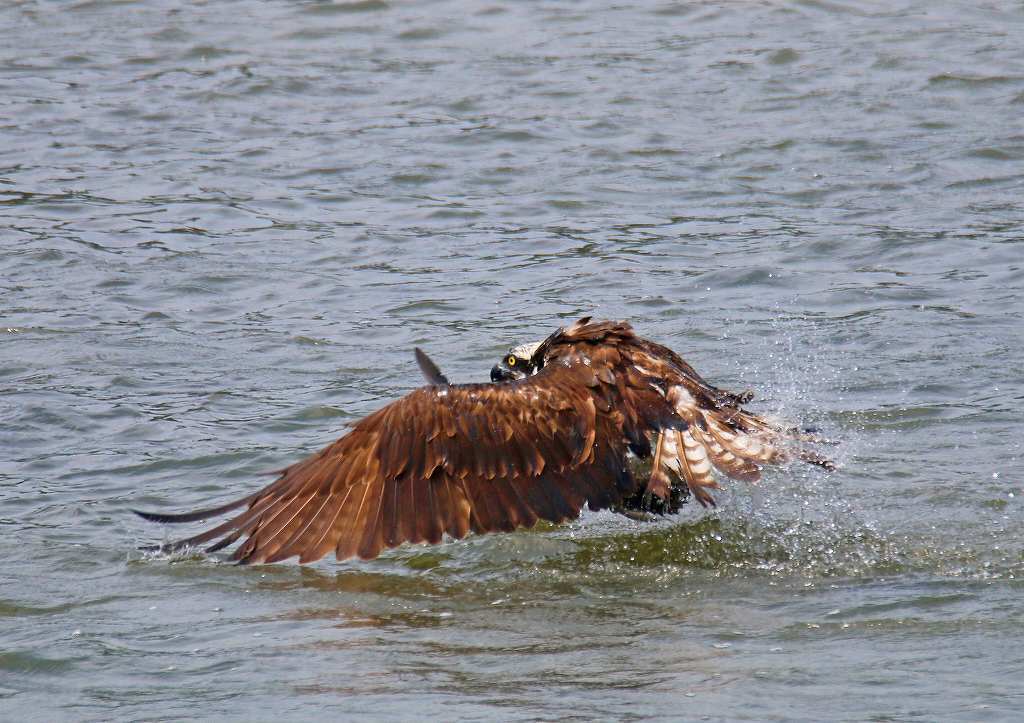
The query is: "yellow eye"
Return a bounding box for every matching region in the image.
[507,356,517,366]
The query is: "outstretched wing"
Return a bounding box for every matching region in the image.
[135,359,669,565]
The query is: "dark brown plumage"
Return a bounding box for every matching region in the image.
[134,317,834,565]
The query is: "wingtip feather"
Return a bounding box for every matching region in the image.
[131,494,256,525]
[414,347,450,386]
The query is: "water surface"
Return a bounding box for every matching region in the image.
[2,0,1023,720]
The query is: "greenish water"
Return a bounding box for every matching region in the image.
[2,0,1023,720]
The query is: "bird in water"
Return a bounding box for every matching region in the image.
[134,317,834,565]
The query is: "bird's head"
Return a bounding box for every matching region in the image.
[490,341,543,382]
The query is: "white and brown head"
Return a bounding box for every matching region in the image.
[490,340,543,382]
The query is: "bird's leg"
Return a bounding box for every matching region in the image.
[643,431,672,508]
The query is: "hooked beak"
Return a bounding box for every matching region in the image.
[490,364,515,382]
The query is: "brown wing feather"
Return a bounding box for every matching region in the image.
[138,359,661,564]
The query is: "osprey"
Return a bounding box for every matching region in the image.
[135,317,834,565]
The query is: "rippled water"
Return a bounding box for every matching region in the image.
[3,0,1024,720]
